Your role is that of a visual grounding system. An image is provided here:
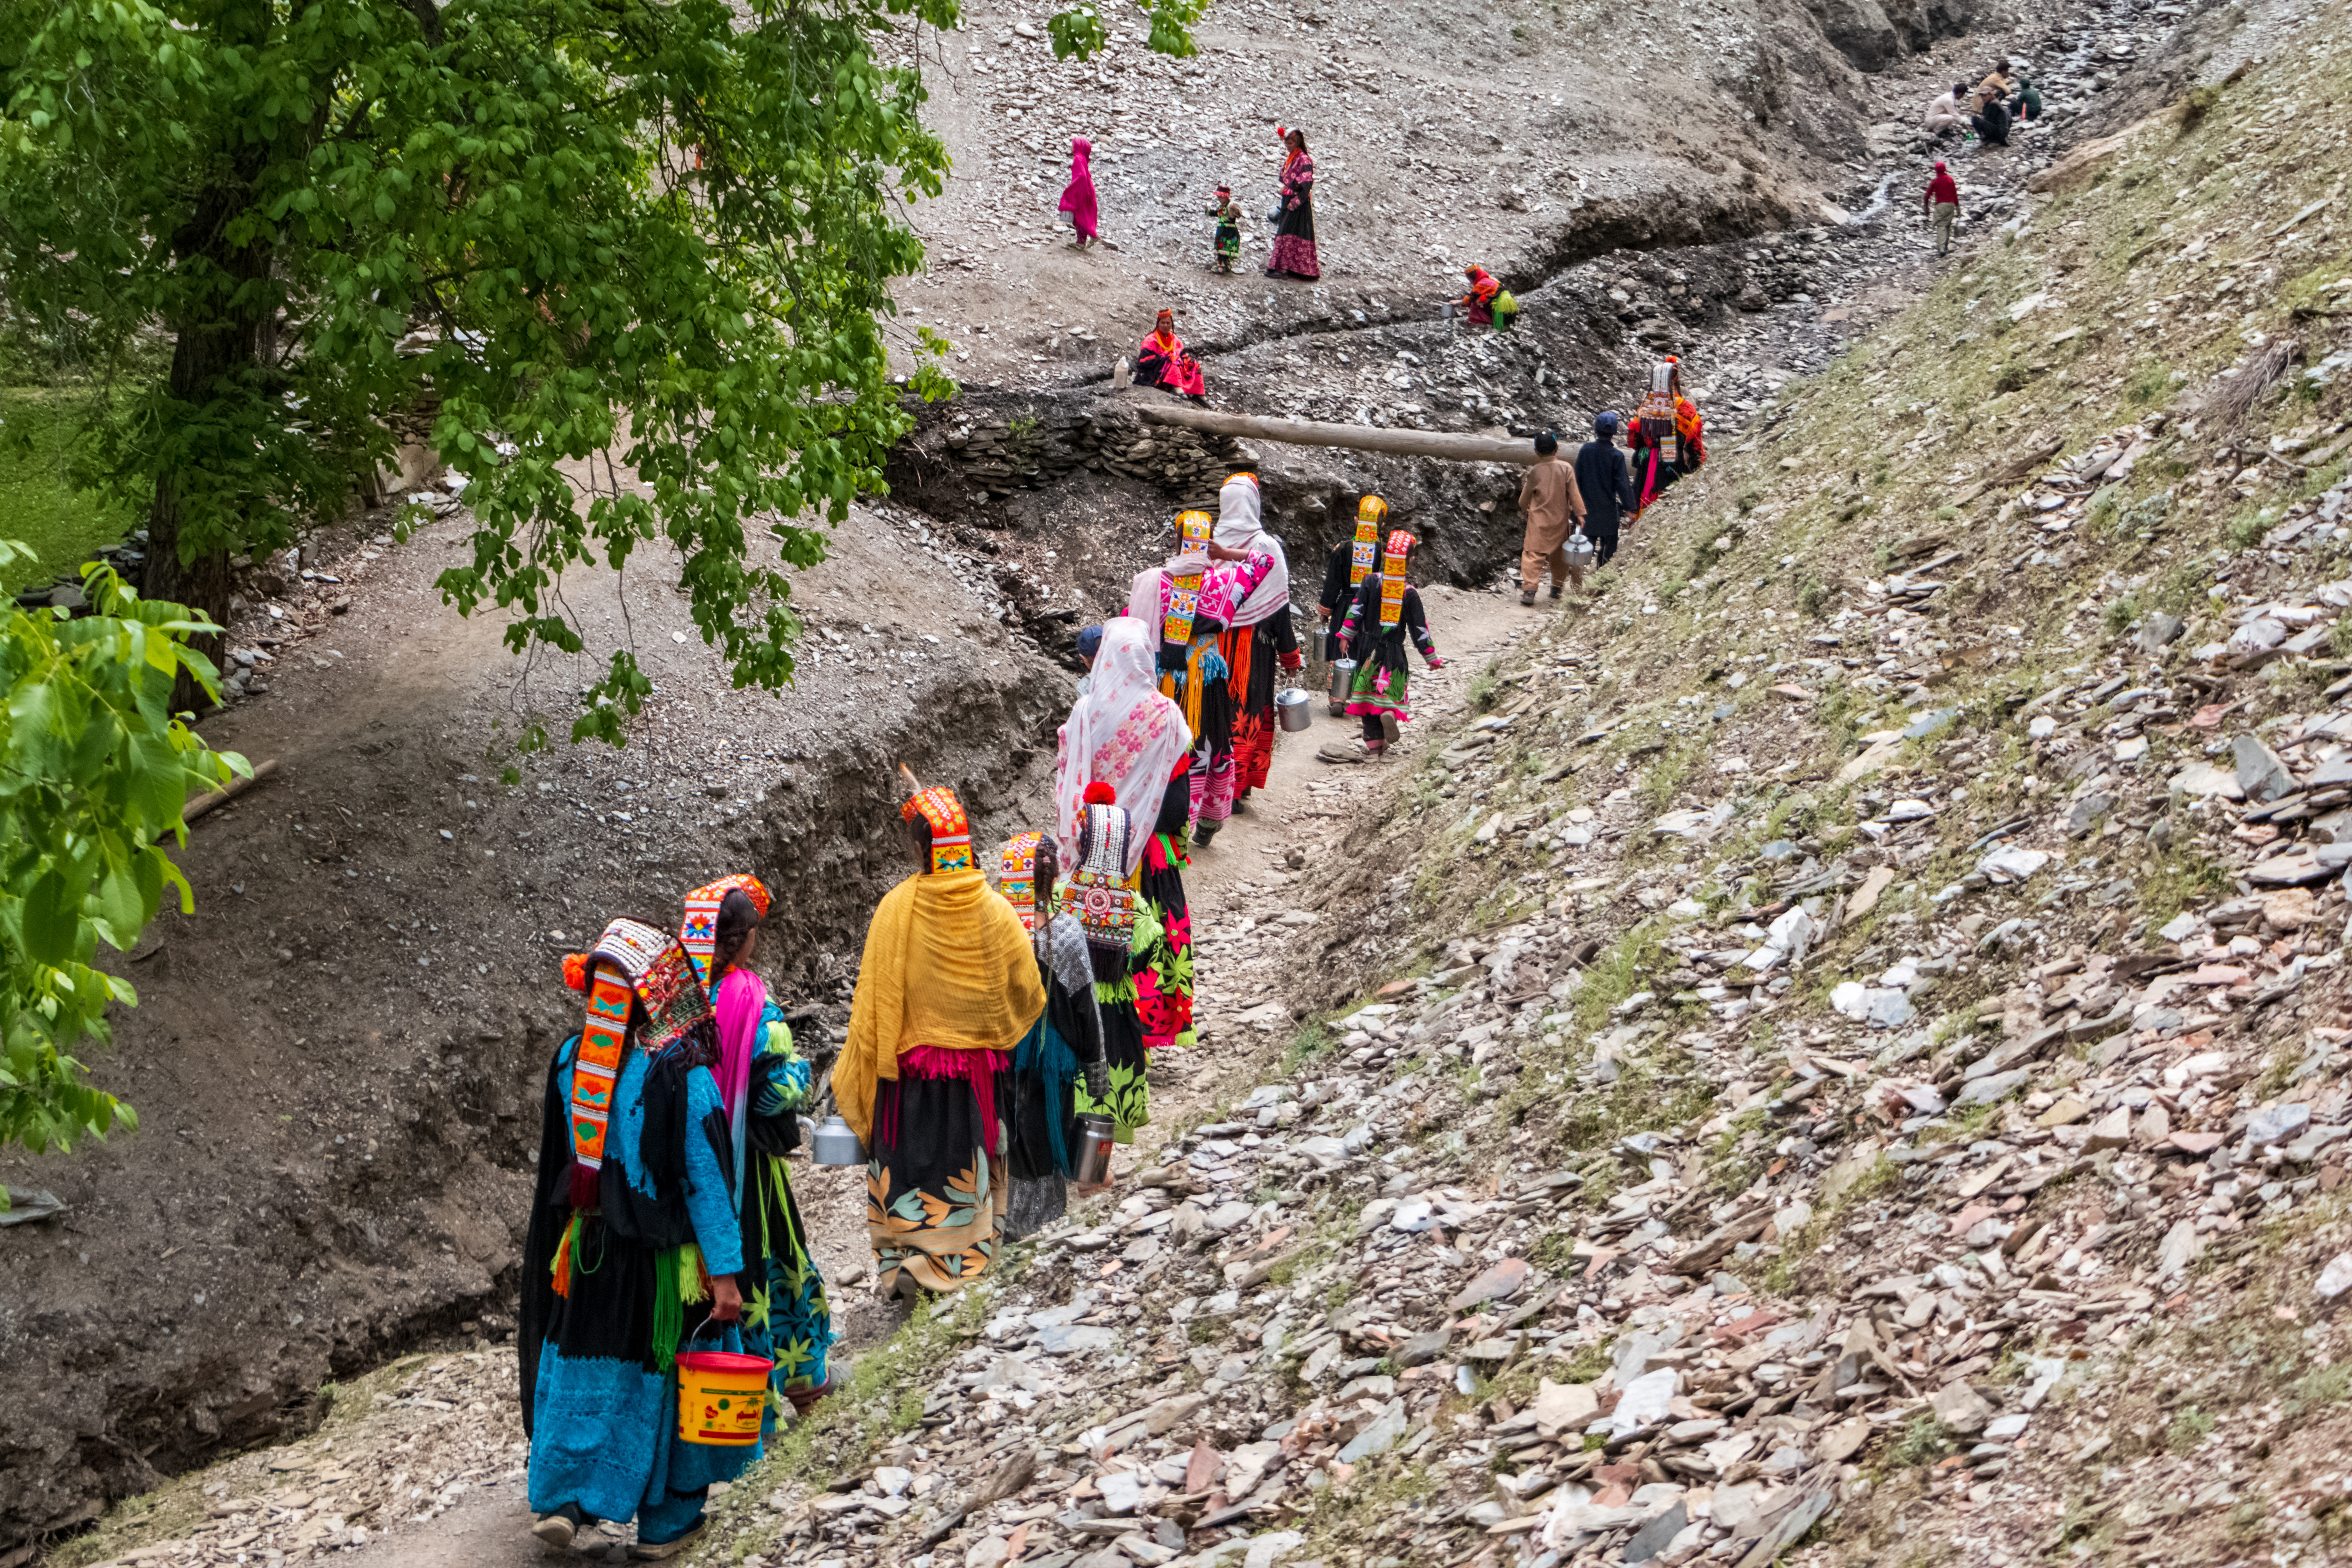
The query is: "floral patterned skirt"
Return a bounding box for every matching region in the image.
[741,1153,831,1396]
[1346,659,1412,721]
[866,1053,1010,1295]
[1074,997,1148,1143]
[1136,836,1194,1052]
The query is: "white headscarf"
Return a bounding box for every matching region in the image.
[1054,616,1191,877]
[1214,474,1291,626]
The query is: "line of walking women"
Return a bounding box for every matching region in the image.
[513,468,1318,1556]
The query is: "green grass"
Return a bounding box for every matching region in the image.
[1883,1413,1955,1470]
[0,390,135,595]
[2165,1406,2217,1454]
[1279,1020,1334,1075]
[2286,1360,2352,1415]
[2140,847,2230,937]
[2226,502,2275,550]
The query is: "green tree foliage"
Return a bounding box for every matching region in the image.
[0,554,245,1175]
[0,0,961,743]
[0,0,1204,746]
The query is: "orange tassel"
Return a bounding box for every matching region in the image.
[551,1215,575,1298]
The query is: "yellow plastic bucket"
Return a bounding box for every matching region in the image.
[675,1347,772,1446]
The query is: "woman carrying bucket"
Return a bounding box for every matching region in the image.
[677,876,834,1413]
[517,919,769,1560]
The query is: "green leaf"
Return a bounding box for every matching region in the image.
[22,873,78,966]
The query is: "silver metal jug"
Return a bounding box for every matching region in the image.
[810,1114,866,1167]
[1275,687,1313,733]
[1073,1114,1117,1187]
[1328,658,1358,717]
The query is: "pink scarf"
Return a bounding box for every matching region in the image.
[712,967,767,1118]
[1058,137,1099,240]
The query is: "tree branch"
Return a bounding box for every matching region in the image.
[408,0,444,47]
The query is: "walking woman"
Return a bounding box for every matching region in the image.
[996,833,1110,1237]
[1267,125,1321,280]
[1059,136,1099,248]
[1338,530,1446,757]
[1135,767,1197,1058]
[1054,616,1193,869]
[1064,782,1163,1142]
[1317,495,1387,661]
[1212,468,1302,809]
[1629,358,1706,517]
[832,784,1046,1297]
[676,876,833,1413]
[1128,511,1248,845]
[520,920,748,1559]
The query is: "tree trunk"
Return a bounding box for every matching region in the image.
[143,12,278,705]
[1136,405,1542,466]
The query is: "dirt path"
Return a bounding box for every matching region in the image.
[58,580,1537,1568]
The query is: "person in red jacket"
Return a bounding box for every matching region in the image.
[1458,265,1502,328]
[1924,160,1961,257]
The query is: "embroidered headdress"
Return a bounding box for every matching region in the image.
[1067,783,1138,956]
[1352,495,1388,586]
[998,831,1045,931]
[679,873,772,986]
[561,917,716,1207]
[1378,529,1415,633]
[902,785,974,873]
[1161,510,1215,648]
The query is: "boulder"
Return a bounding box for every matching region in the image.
[2026,129,2137,194]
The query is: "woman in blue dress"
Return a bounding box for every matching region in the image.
[517,917,759,1560]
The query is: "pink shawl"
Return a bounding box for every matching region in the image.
[1058,138,1099,241]
[712,966,767,1118]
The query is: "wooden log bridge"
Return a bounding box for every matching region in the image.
[1136,405,1542,466]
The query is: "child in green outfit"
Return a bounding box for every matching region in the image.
[1205,184,1242,274]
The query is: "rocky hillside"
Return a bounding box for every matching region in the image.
[618,25,2352,1568]
[27,3,2352,1568]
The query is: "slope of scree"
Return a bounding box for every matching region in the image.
[514,17,2352,1568]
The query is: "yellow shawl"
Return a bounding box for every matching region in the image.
[830,868,1046,1144]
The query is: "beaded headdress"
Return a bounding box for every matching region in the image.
[998,831,1044,932]
[679,873,772,986]
[902,785,974,873]
[1352,496,1388,587]
[1379,529,1415,633]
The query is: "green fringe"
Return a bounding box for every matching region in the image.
[652,1247,683,1372]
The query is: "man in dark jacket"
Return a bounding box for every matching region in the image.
[1575,412,1637,569]
[1972,93,2011,147]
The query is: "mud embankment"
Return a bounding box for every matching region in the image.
[0,508,1069,1566]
